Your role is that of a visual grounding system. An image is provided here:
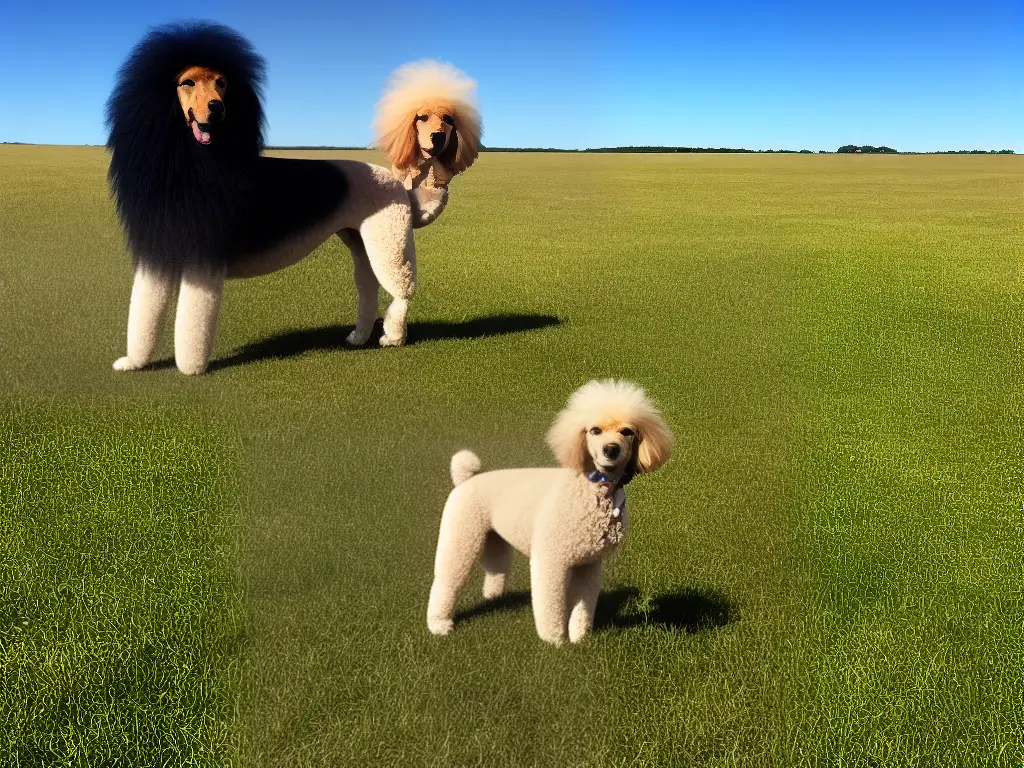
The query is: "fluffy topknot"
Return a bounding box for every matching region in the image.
[546,380,674,475]
[373,60,479,137]
[373,60,482,176]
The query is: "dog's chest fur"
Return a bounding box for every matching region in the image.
[554,476,629,565]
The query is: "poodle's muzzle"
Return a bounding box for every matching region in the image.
[593,436,633,475]
[428,131,448,156]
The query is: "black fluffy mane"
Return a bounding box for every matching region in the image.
[107,22,268,275]
[108,21,349,277]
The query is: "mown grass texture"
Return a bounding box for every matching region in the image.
[0,145,1021,766]
[0,406,241,766]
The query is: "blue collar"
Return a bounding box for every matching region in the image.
[587,470,616,484]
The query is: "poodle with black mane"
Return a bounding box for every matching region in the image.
[107,21,462,374]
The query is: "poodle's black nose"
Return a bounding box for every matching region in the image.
[602,443,621,460]
[208,99,224,114]
[430,131,446,150]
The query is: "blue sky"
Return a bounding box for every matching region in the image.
[1,0,1020,151]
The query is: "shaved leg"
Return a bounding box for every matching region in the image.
[173,263,225,375]
[113,266,176,371]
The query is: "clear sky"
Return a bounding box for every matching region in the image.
[1,0,1020,152]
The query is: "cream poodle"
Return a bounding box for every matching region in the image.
[427,380,674,646]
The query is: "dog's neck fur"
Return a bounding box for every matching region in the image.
[396,157,452,191]
[582,454,636,492]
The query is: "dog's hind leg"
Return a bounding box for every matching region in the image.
[427,496,487,636]
[567,562,603,644]
[113,266,175,371]
[173,264,226,375]
[359,207,415,347]
[481,532,513,600]
[338,229,379,347]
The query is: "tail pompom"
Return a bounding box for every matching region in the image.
[450,450,481,486]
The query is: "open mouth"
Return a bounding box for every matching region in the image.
[188,108,212,145]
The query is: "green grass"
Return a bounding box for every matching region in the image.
[0,406,242,766]
[0,145,1021,765]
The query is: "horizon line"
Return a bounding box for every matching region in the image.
[1,141,1017,155]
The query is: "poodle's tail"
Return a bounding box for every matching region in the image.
[450,450,481,487]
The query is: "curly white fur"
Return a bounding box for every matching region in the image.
[427,380,674,646]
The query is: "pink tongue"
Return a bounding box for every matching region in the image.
[191,121,211,145]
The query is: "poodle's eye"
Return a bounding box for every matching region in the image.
[620,428,635,438]
[441,114,454,126]
[215,77,227,89]
[179,79,195,88]
[415,114,428,122]
[589,427,602,436]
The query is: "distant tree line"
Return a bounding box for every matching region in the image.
[480,145,1015,154]
[477,146,815,154]
[933,149,1015,154]
[837,145,897,154]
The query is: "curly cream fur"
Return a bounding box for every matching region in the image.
[374,60,482,191]
[427,380,673,646]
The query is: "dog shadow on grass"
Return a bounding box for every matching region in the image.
[454,585,734,636]
[192,313,561,372]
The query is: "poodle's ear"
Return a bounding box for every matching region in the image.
[438,101,481,175]
[635,412,674,473]
[546,409,588,472]
[377,113,421,171]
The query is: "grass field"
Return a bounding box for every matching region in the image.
[0,145,1021,766]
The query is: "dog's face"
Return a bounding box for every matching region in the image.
[547,380,674,482]
[176,66,227,145]
[584,420,638,479]
[414,109,455,159]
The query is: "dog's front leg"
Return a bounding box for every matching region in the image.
[113,266,176,372]
[359,210,416,348]
[567,562,603,644]
[173,263,226,375]
[530,555,571,646]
